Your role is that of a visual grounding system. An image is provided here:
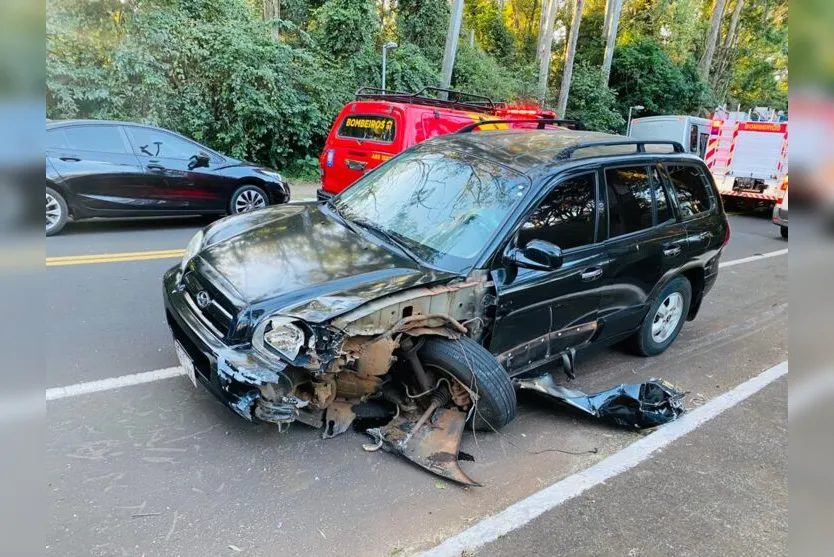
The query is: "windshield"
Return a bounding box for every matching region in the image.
[333,148,529,272]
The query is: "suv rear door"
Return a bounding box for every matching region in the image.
[490,170,607,375]
[321,108,403,194]
[596,163,689,341]
[661,162,723,255]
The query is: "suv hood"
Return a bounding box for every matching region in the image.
[195,203,455,323]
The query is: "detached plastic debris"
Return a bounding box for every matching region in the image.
[514,373,686,428]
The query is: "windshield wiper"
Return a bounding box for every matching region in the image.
[352,219,425,267]
[324,198,363,237]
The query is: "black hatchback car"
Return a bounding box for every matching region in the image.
[46,120,290,235]
[163,128,729,484]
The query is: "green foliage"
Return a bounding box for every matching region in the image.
[396,0,448,61]
[451,43,533,102]
[562,62,624,133]
[609,38,714,117]
[464,0,516,64]
[311,0,378,58]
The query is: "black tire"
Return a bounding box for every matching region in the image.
[780,225,788,239]
[228,184,269,215]
[632,276,692,357]
[46,187,68,236]
[417,336,516,431]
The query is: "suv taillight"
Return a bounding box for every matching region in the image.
[723,222,731,246]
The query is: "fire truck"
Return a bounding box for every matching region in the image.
[704,110,788,208]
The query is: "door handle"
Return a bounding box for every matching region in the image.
[146,163,166,172]
[580,267,603,281]
[663,245,682,257]
[344,159,368,171]
[59,156,80,162]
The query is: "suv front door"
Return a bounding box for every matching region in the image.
[490,171,608,376]
[596,163,688,341]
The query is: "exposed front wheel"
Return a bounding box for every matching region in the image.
[229,185,268,215]
[417,336,516,431]
[780,225,788,239]
[46,187,68,236]
[632,276,692,357]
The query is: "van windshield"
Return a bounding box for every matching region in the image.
[337,115,396,143]
[332,148,529,272]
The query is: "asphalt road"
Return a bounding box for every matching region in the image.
[46,207,787,557]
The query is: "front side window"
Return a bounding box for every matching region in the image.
[334,149,527,272]
[666,164,713,219]
[337,115,397,143]
[126,127,200,159]
[518,173,597,251]
[606,166,653,237]
[54,126,128,154]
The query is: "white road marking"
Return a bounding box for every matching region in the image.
[46,367,184,401]
[45,248,787,402]
[719,248,788,268]
[418,360,788,557]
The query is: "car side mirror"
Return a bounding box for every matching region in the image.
[189,152,211,170]
[504,239,563,271]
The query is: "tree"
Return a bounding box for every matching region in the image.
[556,0,585,115]
[397,0,449,61]
[536,0,560,103]
[699,0,728,79]
[600,0,622,83]
[562,61,624,131]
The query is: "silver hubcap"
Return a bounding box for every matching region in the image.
[651,292,684,343]
[46,192,61,230]
[234,189,266,213]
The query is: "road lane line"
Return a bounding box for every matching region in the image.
[46,249,185,267]
[719,247,788,268]
[418,360,788,557]
[45,247,788,402]
[46,367,185,401]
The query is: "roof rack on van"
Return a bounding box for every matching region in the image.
[553,140,685,161]
[355,87,496,113]
[456,118,585,133]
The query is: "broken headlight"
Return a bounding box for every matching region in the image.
[253,316,305,361]
[181,230,204,271]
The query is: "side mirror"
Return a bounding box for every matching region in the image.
[188,152,211,170]
[505,239,563,271]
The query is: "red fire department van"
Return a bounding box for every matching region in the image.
[318,87,563,199]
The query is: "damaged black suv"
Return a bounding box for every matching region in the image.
[164,127,729,485]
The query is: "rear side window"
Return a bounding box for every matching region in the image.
[666,165,713,218]
[126,127,200,159]
[337,115,396,143]
[518,173,597,251]
[605,166,653,237]
[52,126,128,154]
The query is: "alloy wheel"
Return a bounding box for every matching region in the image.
[46,192,62,232]
[234,189,267,213]
[651,292,684,344]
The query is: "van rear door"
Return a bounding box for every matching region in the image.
[321,109,402,194]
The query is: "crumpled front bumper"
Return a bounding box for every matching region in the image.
[163,265,300,424]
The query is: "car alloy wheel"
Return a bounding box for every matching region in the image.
[234,189,267,213]
[651,292,684,344]
[46,192,62,232]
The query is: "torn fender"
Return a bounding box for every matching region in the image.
[515,374,685,428]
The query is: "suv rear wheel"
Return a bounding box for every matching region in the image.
[633,276,692,356]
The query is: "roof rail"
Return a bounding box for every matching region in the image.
[456,118,585,133]
[354,86,496,113]
[554,140,685,161]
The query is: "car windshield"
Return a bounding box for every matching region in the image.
[332,148,529,272]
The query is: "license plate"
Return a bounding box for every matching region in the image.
[174,341,198,388]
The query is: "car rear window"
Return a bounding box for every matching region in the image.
[665,165,713,219]
[337,115,396,143]
[50,126,128,154]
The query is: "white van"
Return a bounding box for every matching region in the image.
[628,115,711,159]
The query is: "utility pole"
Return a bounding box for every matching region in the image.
[439,0,466,98]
